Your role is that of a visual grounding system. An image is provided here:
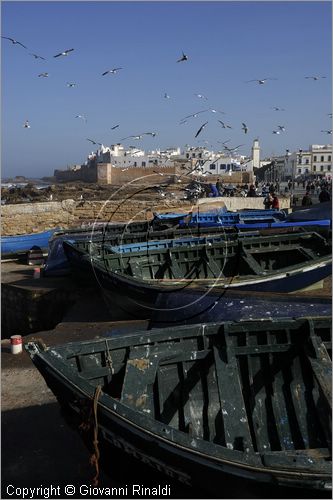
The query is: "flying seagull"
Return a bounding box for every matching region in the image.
[271,107,285,111]
[224,144,244,153]
[67,82,77,87]
[245,78,277,84]
[217,139,231,145]
[111,124,120,130]
[54,48,74,58]
[29,53,46,60]
[102,67,123,76]
[194,93,208,100]
[143,132,157,137]
[177,51,188,63]
[179,110,208,123]
[38,72,49,78]
[23,120,30,129]
[75,114,87,123]
[195,121,208,138]
[218,120,232,129]
[321,130,332,134]
[164,93,171,99]
[305,76,326,81]
[277,125,285,132]
[241,123,248,134]
[209,108,225,114]
[121,134,144,140]
[272,130,281,135]
[2,36,27,49]
[86,138,102,145]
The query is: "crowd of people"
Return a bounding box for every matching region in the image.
[188,177,332,208]
[302,180,332,206]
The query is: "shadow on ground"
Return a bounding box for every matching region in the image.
[2,403,331,499]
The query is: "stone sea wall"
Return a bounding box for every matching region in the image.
[1,196,290,236]
[1,199,190,236]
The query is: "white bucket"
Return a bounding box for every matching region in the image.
[10,335,23,355]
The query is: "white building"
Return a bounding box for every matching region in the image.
[84,142,257,178]
[88,143,176,169]
[176,146,252,177]
[291,150,312,178]
[311,144,332,177]
[285,145,332,180]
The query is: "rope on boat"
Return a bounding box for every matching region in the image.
[105,339,114,374]
[90,385,102,487]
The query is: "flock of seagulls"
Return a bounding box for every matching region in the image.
[4,33,330,155]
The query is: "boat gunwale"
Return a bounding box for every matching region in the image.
[90,253,332,290]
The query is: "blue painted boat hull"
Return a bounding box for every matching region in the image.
[149,291,332,327]
[1,229,56,257]
[182,219,331,230]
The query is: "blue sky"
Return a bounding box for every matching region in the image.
[2,1,332,178]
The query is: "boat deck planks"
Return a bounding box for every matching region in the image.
[26,317,332,492]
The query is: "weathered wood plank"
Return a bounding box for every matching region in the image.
[213,344,254,452]
[289,355,315,449]
[120,356,157,415]
[270,351,295,451]
[157,364,182,428]
[181,359,205,439]
[247,350,272,453]
[205,360,223,444]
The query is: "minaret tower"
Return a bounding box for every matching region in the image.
[252,138,260,169]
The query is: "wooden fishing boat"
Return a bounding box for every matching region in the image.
[44,211,330,277]
[25,317,332,493]
[44,225,241,277]
[63,231,332,318]
[153,209,286,229]
[1,229,57,259]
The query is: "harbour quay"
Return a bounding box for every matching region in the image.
[1,195,331,498]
